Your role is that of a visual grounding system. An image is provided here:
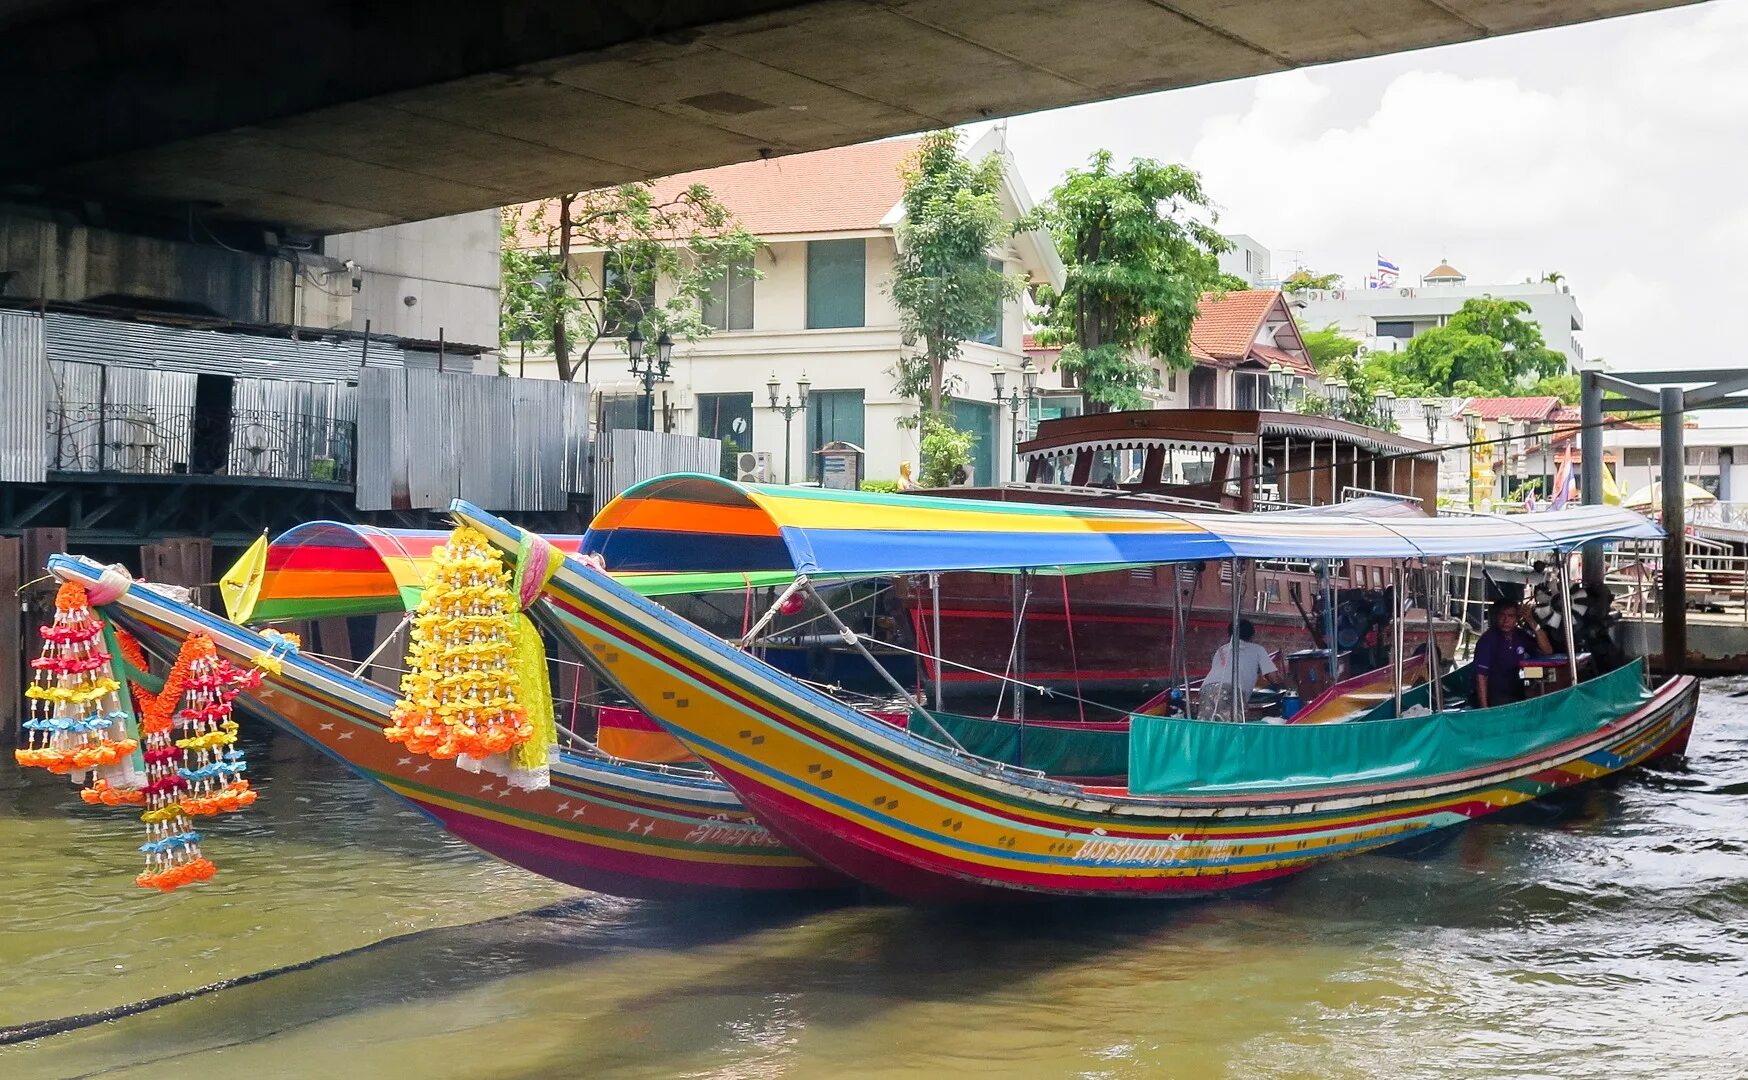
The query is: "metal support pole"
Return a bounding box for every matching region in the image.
[1559,556,1580,686]
[1660,384,1687,674]
[1424,563,1441,712]
[1171,567,1188,708]
[1322,559,1338,686]
[1580,369,1606,587]
[1392,565,1406,717]
[739,576,808,648]
[929,572,943,712]
[783,411,793,485]
[1229,559,1243,722]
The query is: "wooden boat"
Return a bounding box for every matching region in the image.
[46,553,843,900]
[456,478,1699,902]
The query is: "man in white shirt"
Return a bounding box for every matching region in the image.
[1197,619,1283,722]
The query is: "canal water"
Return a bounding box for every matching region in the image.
[3,683,1744,1079]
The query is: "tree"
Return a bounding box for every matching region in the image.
[1283,268,1342,293]
[1021,151,1229,411]
[1300,322,1361,369]
[500,185,760,382]
[1367,296,1568,398]
[888,131,1023,419]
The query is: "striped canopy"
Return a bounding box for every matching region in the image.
[580,474,1664,576]
[243,521,791,624]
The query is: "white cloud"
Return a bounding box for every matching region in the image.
[999,0,1748,371]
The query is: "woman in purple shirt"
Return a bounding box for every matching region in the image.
[1473,599,1554,708]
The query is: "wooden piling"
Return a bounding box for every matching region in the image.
[0,536,22,739]
[141,537,214,612]
[21,527,66,669]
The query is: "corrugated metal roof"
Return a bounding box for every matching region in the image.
[0,312,48,483]
[42,310,422,382]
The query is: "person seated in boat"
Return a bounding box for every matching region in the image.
[1474,599,1553,709]
[1198,619,1284,722]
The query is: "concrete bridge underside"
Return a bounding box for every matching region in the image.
[1,0,1702,235]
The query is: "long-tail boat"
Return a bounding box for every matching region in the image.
[456,477,1699,902]
[46,552,843,899]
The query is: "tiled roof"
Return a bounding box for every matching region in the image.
[1251,343,1316,378]
[1454,396,1564,421]
[1189,290,1279,361]
[517,138,922,243]
[1425,262,1465,279]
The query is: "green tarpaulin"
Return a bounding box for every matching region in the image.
[1129,661,1648,796]
[907,712,1128,777]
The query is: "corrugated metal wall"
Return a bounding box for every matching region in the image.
[42,311,419,380]
[0,311,48,482]
[593,430,722,507]
[355,370,592,512]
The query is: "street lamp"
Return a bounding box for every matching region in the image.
[1372,388,1396,429]
[1498,416,1516,502]
[1421,399,1441,443]
[765,371,810,485]
[626,327,674,432]
[1463,408,1482,510]
[1326,377,1349,416]
[1267,362,1291,411]
[992,358,1040,482]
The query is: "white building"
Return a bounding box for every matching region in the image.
[513,133,1063,486]
[1218,234,1273,288]
[1290,261,1584,366]
[323,211,502,362]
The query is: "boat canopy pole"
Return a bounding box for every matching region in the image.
[1321,559,1338,687]
[739,576,808,649]
[929,572,943,712]
[1558,555,1580,686]
[798,579,967,754]
[1229,558,1243,722]
[1170,567,1188,709]
[350,610,414,678]
[1392,564,1406,717]
[1424,563,1442,712]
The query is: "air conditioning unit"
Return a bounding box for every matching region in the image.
[736,450,772,484]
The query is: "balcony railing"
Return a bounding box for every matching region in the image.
[47,401,356,484]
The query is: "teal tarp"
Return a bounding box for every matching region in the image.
[1129,661,1648,796]
[908,712,1128,777]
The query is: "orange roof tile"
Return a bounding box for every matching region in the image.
[1454,396,1564,422]
[1189,290,1280,362]
[514,138,923,244]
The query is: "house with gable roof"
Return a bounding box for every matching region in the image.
[512,132,1064,486]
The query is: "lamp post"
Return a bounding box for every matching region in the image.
[1326,376,1349,417]
[1464,408,1482,510]
[992,358,1040,482]
[626,327,674,432]
[1372,388,1396,430]
[765,370,811,485]
[1498,416,1517,503]
[1421,399,1441,443]
[1267,362,1291,412]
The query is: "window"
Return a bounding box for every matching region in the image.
[1375,320,1414,339]
[697,392,753,449]
[949,398,995,485]
[974,258,1003,347]
[702,258,755,331]
[599,394,644,432]
[1188,366,1218,408]
[1032,393,1082,424]
[602,253,656,336]
[806,239,866,329]
[1235,372,1262,410]
[805,390,865,479]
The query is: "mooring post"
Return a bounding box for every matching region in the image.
[1659,384,1686,674]
[1580,368,1605,588]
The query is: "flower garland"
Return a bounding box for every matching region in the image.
[15,582,142,791]
[387,526,535,771]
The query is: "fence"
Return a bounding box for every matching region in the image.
[46,401,356,483]
[592,429,723,508]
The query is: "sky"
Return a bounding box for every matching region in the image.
[964,0,1747,377]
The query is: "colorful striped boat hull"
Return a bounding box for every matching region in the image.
[47,555,842,900]
[457,505,1701,903]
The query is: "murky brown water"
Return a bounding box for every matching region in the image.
[3,683,1744,1079]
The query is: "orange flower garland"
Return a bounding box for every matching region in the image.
[387,526,533,765]
[15,582,141,789]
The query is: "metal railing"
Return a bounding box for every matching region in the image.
[46,401,356,484]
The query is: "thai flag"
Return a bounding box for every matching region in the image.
[1551,457,1575,510]
[1524,489,1539,513]
[1375,254,1400,286]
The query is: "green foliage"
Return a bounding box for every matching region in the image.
[1283,269,1343,293]
[1529,372,1581,404]
[918,413,977,488]
[1366,296,1569,399]
[888,131,1023,416]
[859,479,901,494]
[1300,322,1361,368]
[719,436,742,480]
[1298,352,1394,429]
[500,184,760,382]
[1209,272,1253,293]
[1021,151,1229,410]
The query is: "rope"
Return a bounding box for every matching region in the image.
[1059,571,1085,724]
[868,632,1130,719]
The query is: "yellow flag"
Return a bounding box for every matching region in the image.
[220,533,269,624]
[1601,462,1623,506]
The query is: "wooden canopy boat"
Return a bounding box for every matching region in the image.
[47,553,844,900]
[456,479,1698,902]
